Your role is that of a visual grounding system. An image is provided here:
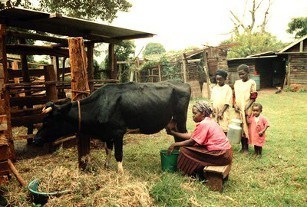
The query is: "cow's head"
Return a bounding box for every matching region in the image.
[34,100,75,146]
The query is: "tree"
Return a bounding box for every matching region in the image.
[223,32,285,58]
[114,40,136,61]
[142,43,166,58]
[230,0,272,35]
[225,0,286,58]
[10,0,132,22]
[103,40,135,82]
[287,17,307,39]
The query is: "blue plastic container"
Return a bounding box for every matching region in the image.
[28,179,69,205]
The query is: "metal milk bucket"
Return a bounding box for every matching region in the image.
[227,119,242,144]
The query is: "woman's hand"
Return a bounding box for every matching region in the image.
[167,144,175,155]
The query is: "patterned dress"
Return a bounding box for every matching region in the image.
[211,84,232,132]
[234,79,257,139]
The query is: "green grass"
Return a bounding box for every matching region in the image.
[2,91,307,206]
[124,91,307,207]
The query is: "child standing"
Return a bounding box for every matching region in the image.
[247,103,269,156]
[234,64,258,153]
[211,69,232,134]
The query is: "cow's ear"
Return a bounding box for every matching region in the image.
[45,102,55,108]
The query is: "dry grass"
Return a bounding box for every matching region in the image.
[4,143,156,207]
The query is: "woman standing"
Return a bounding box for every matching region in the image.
[234,64,258,153]
[211,69,232,134]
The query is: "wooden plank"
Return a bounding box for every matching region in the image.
[10,95,47,106]
[6,44,69,57]
[9,88,46,96]
[11,113,45,126]
[7,68,45,78]
[204,165,231,178]
[7,30,69,45]
[89,79,119,83]
[7,159,27,186]
[11,107,43,116]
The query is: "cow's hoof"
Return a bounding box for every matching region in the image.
[117,162,124,174]
[117,168,124,174]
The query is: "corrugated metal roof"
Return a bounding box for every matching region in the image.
[228,55,277,62]
[247,51,276,57]
[279,35,307,53]
[0,7,154,43]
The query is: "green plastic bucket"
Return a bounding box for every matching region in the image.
[160,150,180,172]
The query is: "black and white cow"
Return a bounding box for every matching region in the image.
[34,81,191,172]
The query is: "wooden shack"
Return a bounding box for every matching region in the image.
[0,7,154,159]
[227,52,286,90]
[227,36,307,90]
[182,46,229,98]
[279,35,307,90]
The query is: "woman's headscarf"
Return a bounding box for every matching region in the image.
[193,101,212,116]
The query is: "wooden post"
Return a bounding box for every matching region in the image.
[158,64,162,82]
[53,56,59,80]
[0,25,25,187]
[12,61,20,84]
[135,57,140,82]
[19,38,34,143]
[108,43,115,79]
[118,63,123,82]
[0,24,15,161]
[182,53,187,83]
[68,37,90,170]
[203,51,211,99]
[87,43,94,92]
[44,65,57,101]
[19,38,30,83]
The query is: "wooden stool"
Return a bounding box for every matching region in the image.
[203,165,231,192]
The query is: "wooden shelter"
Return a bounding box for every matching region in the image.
[227,51,286,90]
[227,36,307,90]
[0,6,154,170]
[279,35,307,89]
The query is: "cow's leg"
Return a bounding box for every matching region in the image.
[104,140,113,169]
[114,135,124,174]
[173,98,189,142]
